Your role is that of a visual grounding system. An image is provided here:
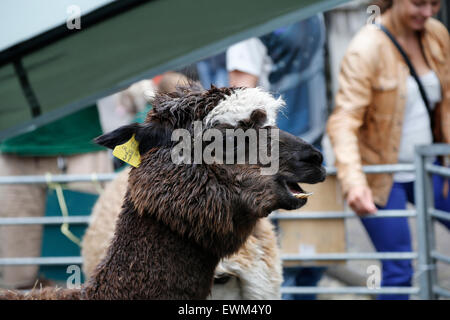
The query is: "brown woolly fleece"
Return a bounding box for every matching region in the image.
[0,287,81,300]
[1,86,325,300]
[81,149,280,299]
[81,167,282,299]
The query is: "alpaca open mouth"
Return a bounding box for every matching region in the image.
[285,181,313,199]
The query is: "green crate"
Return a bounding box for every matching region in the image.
[39,189,98,283]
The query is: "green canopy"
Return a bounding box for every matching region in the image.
[0,0,348,140]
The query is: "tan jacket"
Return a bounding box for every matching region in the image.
[327,17,450,206]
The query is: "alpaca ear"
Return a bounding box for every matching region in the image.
[237,108,268,129]
[134,122,173,154]
[94,123,141,150]
[249,109,268,126]
[94,122,172,154]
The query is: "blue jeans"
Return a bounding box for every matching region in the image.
[282,266,326,300]
[361,173,450,300]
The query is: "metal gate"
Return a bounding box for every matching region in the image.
[0,144,449,299]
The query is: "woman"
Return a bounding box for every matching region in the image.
[327,0,449,300]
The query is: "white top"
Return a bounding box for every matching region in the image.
[394,70,442,182]
[226,38,272,90]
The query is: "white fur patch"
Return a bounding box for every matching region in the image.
[210,245,282,300]
[203,87,285,127]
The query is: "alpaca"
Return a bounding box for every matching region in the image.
[210,218,282,299]
[1,86,325,299]
[81,167,283,299]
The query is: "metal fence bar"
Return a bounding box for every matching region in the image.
[270,210,416,220]
[0,257,83,266]
[422,144,450,300]
[0,211,418,226]
[429,209,450,222]
[325,163,414,176]
[0,253,419,264]
[416,144,450,157]
[431,251,450,264]
[414,144,450,300]
[0,254,419,265]
[280,286,419,295]
[433,286,450,298]
[0,173,118,185]
[424,162,440,301]
[0,216,91,226]
[414,147,434,300]
[0,164,416,185]
[425,163,450,178]
[281,252,417,261]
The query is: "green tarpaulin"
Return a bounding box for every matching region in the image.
[0,0,347,140]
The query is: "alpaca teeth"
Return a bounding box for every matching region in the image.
[294,192,313,199]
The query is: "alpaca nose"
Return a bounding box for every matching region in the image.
[299,147,323,166]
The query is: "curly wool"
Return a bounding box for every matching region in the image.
[82,168,282,299]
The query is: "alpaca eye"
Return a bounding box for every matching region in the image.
[214,275,231,284]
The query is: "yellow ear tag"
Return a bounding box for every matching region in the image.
[112,134,141,168]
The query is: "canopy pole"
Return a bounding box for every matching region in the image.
[13,59,41,118]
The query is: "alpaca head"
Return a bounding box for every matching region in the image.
[95,85,325,256]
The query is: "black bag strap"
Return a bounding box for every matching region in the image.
[377,24,434,129]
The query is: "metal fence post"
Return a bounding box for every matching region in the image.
[414,146,434,299]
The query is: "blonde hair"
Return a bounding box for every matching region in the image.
[158,72,190,94]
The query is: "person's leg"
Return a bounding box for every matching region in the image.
[360,182,413,300]
[281,266,300,300]
[0,155,47,289]
[294,266,326,300]
[281,266,326,300]
[432,169,450,230]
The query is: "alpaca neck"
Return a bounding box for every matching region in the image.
[83,204,220,299]
[127,160,262,257]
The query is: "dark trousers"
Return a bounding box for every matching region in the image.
[361,172,450,300]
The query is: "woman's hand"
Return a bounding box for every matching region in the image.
[347,186,377,216]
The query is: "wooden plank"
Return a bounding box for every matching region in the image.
[278,176,347,266]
